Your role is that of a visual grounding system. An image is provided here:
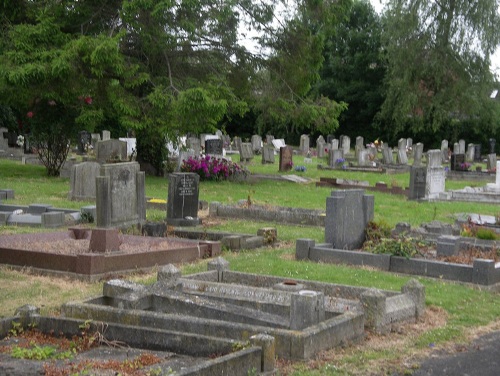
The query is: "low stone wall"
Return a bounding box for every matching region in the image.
[297,239,500,289]
[209,201,325,226]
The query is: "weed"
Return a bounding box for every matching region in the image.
[9,321,23,337]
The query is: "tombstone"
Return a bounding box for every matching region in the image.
[262,145,275,164]
[90,133,101,150]
[77,131,91,154]
[341,136,351,155]
[68,162,101,201]
[474,144,481,162]
[317,139,326,158]
[0,127,8,150]
[102,130,111,141]
[266,135,274,145]
[450,154,465,171]
[251,135,262,154]
[325,189,374,249]
[232,136,242,152]
[177,148,196,171]
[328,149,344,169]
[453,142,459,155]
[466,143,475,162]
[381,144,393,164]
[413,143,424,167]
[95,161,146,228]
[215,129,223,139]
[368,146,378,161]
[331,139,339,151]
[239,142,254,162]
[299,134,310,156]
[279,146,293,172]
[358,149,370,167]
[425,150,445,199]
[406,138,413,150]
[441,140,449,162]
[326,134,335,144]
[487,153,497,171]
[458,139,465,155]
[166,172,200,226]
[396,142,408,165]
[96,139,128,164]
[187,137,201,157]
[272,138,286,151]
[205,138,223,156]
[489,138,496,154]
[355,136,364,159]
[221,134,231,150]
[408,166,427,200]
[398,138,406,151]
[485,161,500,192]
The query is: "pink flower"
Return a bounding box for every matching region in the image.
[27,111,34,118]
[84,96,92,105]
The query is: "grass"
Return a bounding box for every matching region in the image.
[1,156,500,375]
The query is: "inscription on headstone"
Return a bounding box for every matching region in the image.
[166,172,200,226]
[205,139,223,156]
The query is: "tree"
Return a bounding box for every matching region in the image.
[380,0,500,145]
[316,0,385,142]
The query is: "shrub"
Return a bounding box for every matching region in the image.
[180,155,248,181]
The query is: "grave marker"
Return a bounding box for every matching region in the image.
[205,138,223,156]
[166,172,200,226]
[279,146,293,171]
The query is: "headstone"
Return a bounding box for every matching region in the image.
[68,161,101,201]
[187,137,201,157]
[233,136,242,152]
[239,142,254,162]
[458,139,465,154]
[355,136,364,159]
[279,146,293,172]
[341,135,351,155]
[326,134,335,144]
[397,147,408,165]
[90,133,101,150]
[358,149,370,167]
[177,148,196,171]
[489,138,496,154]
[408,166,427,200]
[266,135,274,144]
[453,142,459,155]
[272,138,286,151]
[299,134,310,155]
[406,138,413,150]
[77,131,91,154]
[215,129,223,139]
[0,127,8,150]
[95,161,146,228]
[96,139,128,164]
[166,172,200,226]
[487,153,497,171]
[221,134,231,150]
[118,138,137,157]
[413,143,424,166]
[474,144,481,162]
[368,146,378,161]
[251,135,262,153]
[441,140,449,162]
[262,145,275,164]
[425,150,445,199]
[450,154,465,171]
[325,189,374,249]
[466,143,475,162]
[381,144,393,164]
[205,138,223,156]
[102,130,111,141]
[328,149,344,169]
[331,139,339,150]
[317,139,326,158]
[485,161,500,192]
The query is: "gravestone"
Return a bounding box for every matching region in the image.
[262,145,275,164]
[413,143,424,166]
[272,138,286,151]
[95,161,146,228]
[205,138,223,156]
[450,154,465,171]
[299,134,310,155]
[266,135,274,144]
[60,157,78,179]
[396,138,408,165]
[355,136,364,159]
[341,136,351,155]
[221,134,231,150]
[177,148,196,171]
[118,138,137,157]
[325,189,374,249]
[77,131,91,154]
[441,140,449,162]
[317,139,326,158]
[466,143,475,162]
[459,139,465,155]
[68,161,101,201]
[91,133,101,150]
[328,149,344,169]
[331,139,339,150]
[409,166,427,200]
[358,149,370,167]
[453,143,459,155]
[251,135,262,153]
[166,172,200,226]
[425,150,445,199]
[279,146,293,171]
[487,153,497,171]
[102,130,111,141]
[232,136,242,152]
[406,138,413,150]
[381,144,393,164]
[326,134,335,144]
[239,142,254,162]
[489,138,496,154]
[474,144,481,162]
[96,139,128,164]
[187,137,201,157]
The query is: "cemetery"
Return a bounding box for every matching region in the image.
[2,131,500,375]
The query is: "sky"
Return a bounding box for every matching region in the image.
[369,0,500,78]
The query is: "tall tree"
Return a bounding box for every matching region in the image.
[380,0,500,144]
[316,0,385,142]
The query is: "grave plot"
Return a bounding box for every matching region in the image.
[0,306,266,376]
[61,259,425,361]
[0,228,219,281]
[0,203,82,228]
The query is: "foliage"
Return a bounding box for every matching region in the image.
[380,0,500,141]
[316,0,386,142]
[11,344,74,360]
[181,155,248,182]
[461,224,499,240]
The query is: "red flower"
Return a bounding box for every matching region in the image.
[84,96,92,104]
[27,111,34,118]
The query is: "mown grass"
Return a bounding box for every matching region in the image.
[1,156,500,375]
